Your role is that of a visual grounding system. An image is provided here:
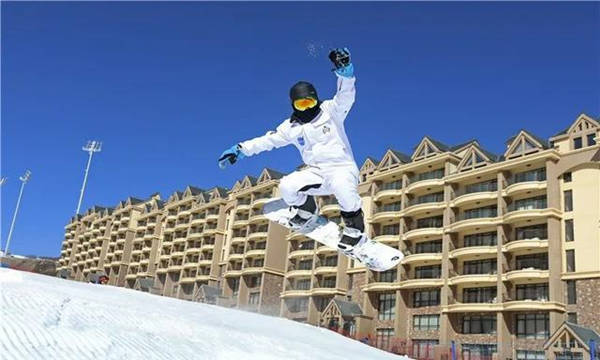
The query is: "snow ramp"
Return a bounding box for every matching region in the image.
[0,269,410,360]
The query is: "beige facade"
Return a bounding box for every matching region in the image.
[57,113,600,359]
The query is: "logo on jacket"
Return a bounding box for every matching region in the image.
[297,136,305,146]
[323,126,330,134]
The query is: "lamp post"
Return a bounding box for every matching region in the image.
[4,170,31,255]
[75,140,102,214]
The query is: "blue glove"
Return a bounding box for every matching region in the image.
[329,48,354,78]
[218,144,245,169]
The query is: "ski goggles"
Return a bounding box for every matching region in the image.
[293,97,318,111]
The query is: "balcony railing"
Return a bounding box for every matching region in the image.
[374,202,402,213]
[408,193,444,206]
[460,180,498,195]
[457,207,497,221]
[379,180,402,191]
[509,168,546,184]
[507,197,547,212]
[411,169,444,183]
[415,216,443,228]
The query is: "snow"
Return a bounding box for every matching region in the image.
[0,269,409,360]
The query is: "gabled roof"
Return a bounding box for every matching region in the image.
[186,186,204,196]
[257,168,286,184]
[424,136,450,152]
[127,197,145,206]
[505,129,549,149]
[377,148,410,170]
[231,180,242,192]
[332,299,363,317]
[450,139,479,152]
[360,157,379,173]
[544,321,600,352]
[552,113,600,138]
[412,136,449,160]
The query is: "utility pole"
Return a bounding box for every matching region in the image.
[4,170,31,255]
[76,140,102,214]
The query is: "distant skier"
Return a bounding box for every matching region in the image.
[218,48,365,253]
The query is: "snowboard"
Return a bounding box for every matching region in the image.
[263,198,404,272]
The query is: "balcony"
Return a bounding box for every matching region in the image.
[504,169,547,197]
[503,269,549,283]
[245,248,266,258]
[450,273,497,286]
[241,266,263,275]
[183,262,198,269]
[167,263,184,272]
[206,210,220,221]
[452,184,498,208]
[401,252,442,265]
[449,246,497,260]
[504,198,557,223]
[404,225,443,241]
[503,238,548,253]
[316,245,337,255]
[179,276,196,284]
[233,216,250,228]
[236,198,252,211]
[248,230,268,240]
[196,274,211,281]
[314,266,337,275]
[399,278,444,289]
[449,208,499,233]
[252,193,272,206]
[286,269,312,278]
[371,202,402,223]
[406,170,445,193]
[288,249,314,258]
[444,302,502,313]
[374,180,403,202]
[231,236,246,244]
[198,258,213,266]
[228,252,244,261]
[503,300,564,312]
[311,287,340,296]
[171,250,185,258]
[249,211,267,224]
[188,231,202,240]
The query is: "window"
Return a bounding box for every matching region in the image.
[588,133,597,146]
[375,328,394,350]
[462,316,496,334]
[247,275,261,288]
[415,239,442,253]
[567,280,576,304]
[516,283,548,301]
[565,219,574,242]
[413,314,440,331]
[564,190,573,212]
[413,289,440,307]
[381,224,400,235]
[567,312,578,324]
[461,344,497,360]
[415,265,441,279]
[515,224,547,240]
[513,168,546,183]
[378,293,396,320]
[516,313,549,339]
[464,232,497,247]
[563,172,572,182]
[516,350,545,360]
[416,216,443,228]
[463,259,497,275]
[463,287,496,303]
[415,192,444,204]
[416,168,444,181]
[296,279,311,290]
[515,253,548,270]
[248,292,260,305]
[322,277,336,288]
[566,250,575,272]
[465,180,497,194]
[513,196,547,211]
[298,259,312,270]
[378,269,397,283]
[462,206,497,220]
[412,340,438,360]
[573,137,583,149]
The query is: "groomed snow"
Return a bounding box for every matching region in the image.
[0,269,409,359]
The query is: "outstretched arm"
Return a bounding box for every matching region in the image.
[239,126,291,156]
[328,48,356,118]
[218,122,292,169]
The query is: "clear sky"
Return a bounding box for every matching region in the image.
[2,2,599,257]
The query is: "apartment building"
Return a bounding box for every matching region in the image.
[56,113,600,360]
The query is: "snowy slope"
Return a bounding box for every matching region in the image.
[0,269,409,360]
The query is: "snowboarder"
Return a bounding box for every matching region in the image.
[218,48,365,254]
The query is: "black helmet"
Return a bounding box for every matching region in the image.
[289,81,321,124]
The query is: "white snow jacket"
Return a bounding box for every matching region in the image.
[239,75,357,168]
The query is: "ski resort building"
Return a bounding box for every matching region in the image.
[56,113,600,359]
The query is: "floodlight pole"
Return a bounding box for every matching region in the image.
[76,141,102,215]
[4,170,31,255]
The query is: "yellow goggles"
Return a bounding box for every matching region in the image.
[293,97,318,111]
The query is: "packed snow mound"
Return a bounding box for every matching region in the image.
[0,269,409,360]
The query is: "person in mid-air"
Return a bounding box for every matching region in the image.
[219,48,365,253]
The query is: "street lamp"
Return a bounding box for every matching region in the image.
[75,140,102,214]
[4,170,31,255]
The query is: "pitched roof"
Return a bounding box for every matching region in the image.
[424,136,450,151]
[333,298,363,317]
[450,139,478,152]
[506,129,549,149]
[214,187,229,198]
[565,321,600,345]
[128,197,145,205]
[364,156,380,165]
[188,186,204,195]
[390,149,411,163]
[264,168,286,180]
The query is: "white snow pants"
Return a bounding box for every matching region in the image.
[278,164,362,213]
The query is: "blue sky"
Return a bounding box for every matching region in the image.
[2,2,599,257]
